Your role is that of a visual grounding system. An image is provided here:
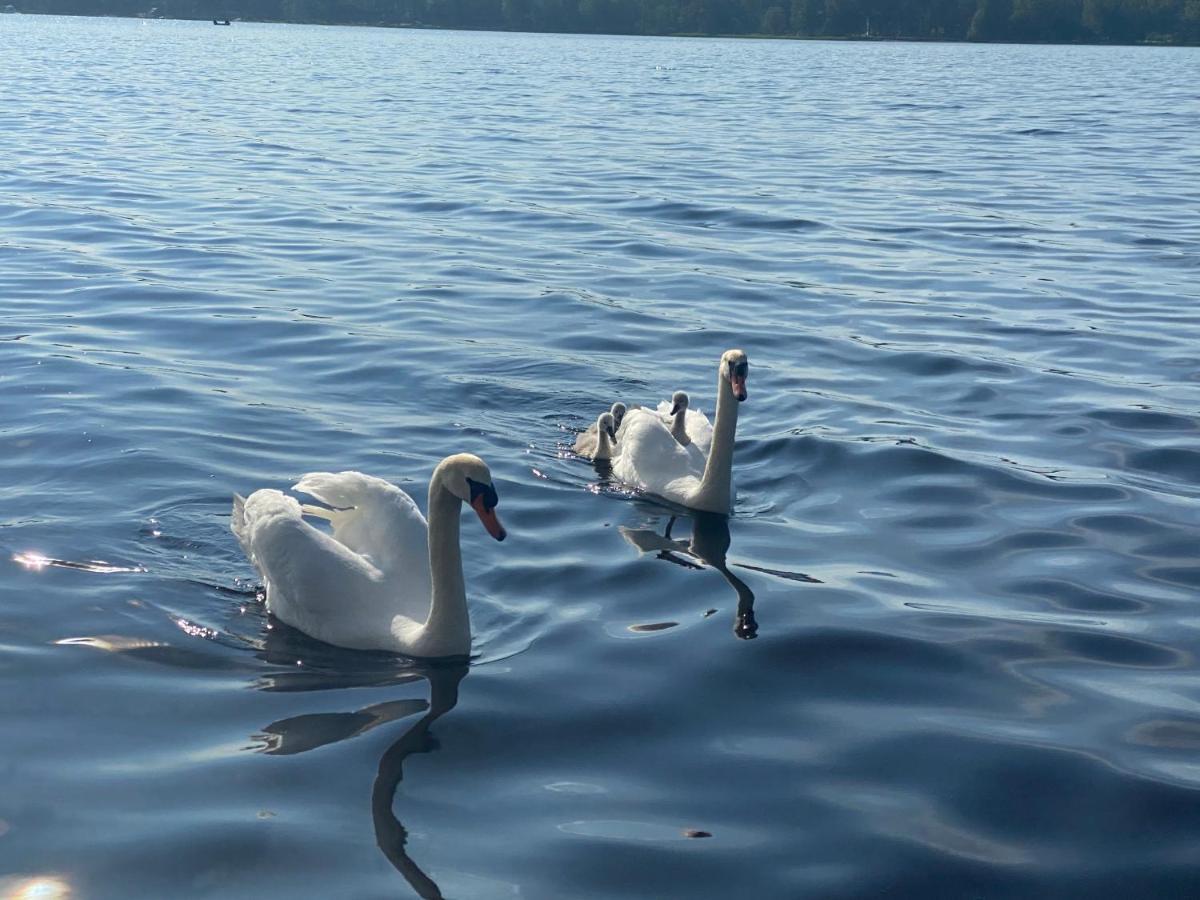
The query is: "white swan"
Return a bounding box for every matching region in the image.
[231,454,505,658]
[612,350,748,515]
[573,411,618,461]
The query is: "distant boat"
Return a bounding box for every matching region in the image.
[3,4,19,12]
[212,18,231,24]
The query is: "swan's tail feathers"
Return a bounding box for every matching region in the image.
[231,492,256,560]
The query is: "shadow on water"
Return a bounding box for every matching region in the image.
[620,511,762,639]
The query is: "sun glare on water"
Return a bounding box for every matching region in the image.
[0,876,72,900]
[12,552,50,571]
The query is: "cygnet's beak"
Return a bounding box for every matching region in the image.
[606,426,617,441]
[669,402,682,416]
[470,495,507,541]
[731,373,748,402]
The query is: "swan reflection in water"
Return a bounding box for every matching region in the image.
[371,663,467,900]
[252,625,468,900]
[620,511,759,639]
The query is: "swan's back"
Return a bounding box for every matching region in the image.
[612,408,705,505]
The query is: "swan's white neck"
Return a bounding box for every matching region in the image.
[693,371,738,514]
[421,476,471,657]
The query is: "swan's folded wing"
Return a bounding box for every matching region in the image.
[612,409,702,490]
[238,489,383,603]
[684,408,714,453]
[294,471,403,511]
[294,471,429,578]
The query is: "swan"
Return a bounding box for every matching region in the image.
[573,411,618,461]
[612,350,748,515]
[231,453,505,658]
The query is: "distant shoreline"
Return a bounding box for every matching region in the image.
[9,11,1199,48]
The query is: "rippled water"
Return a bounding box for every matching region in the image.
[3,16,1200,898]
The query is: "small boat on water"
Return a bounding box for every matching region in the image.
[212,18,231,24]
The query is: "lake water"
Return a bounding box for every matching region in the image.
[2,15,1200,898]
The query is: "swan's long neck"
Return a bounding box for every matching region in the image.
[423,477,470,656]
[693,372,739,514]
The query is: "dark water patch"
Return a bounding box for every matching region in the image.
[871,350,1013,378]
[1087,408,1198,432]
[1141,565,1200,591]
[1134,538,1196,562]
[1126,447,1200,483]
[896,512,984,530]
[1048,629,1186,669]
[1002,577,1149,614]
[1127,720,1200,751]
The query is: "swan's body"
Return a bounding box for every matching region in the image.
[611,350,748,515]
[231,454,505,658]
[574,412,618,461]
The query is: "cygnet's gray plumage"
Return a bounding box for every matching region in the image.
[580,402,626,444]
[574,412,618,460]
[668,391,691,446]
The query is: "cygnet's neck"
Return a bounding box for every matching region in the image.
[671,405,691,446]
[595,422,616,460]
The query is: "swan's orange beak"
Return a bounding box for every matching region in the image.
[471,495,507,541]
[731,373,747,401]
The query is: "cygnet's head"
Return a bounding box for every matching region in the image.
[437,453,506,541]
[721,349,749,402]
[669,391,689,416]
[609,402,627,428]
[598,411,617,442]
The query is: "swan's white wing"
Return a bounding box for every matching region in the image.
[233,488,394,649]
[612,408,706,506]
[293,472,432,607]
[655,400,714,454]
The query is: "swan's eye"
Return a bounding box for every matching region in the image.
[731,361,748,378]
[467,477,499,511]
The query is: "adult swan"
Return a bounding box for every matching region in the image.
[231,454,506,658]
[613,350,748,515]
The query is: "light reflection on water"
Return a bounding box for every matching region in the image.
[0,876,73,900]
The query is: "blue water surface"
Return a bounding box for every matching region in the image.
[2,16,1200,898]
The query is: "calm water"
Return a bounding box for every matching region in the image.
[2,16,1200,898]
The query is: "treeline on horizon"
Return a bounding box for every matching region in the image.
[17,0,1200,44]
